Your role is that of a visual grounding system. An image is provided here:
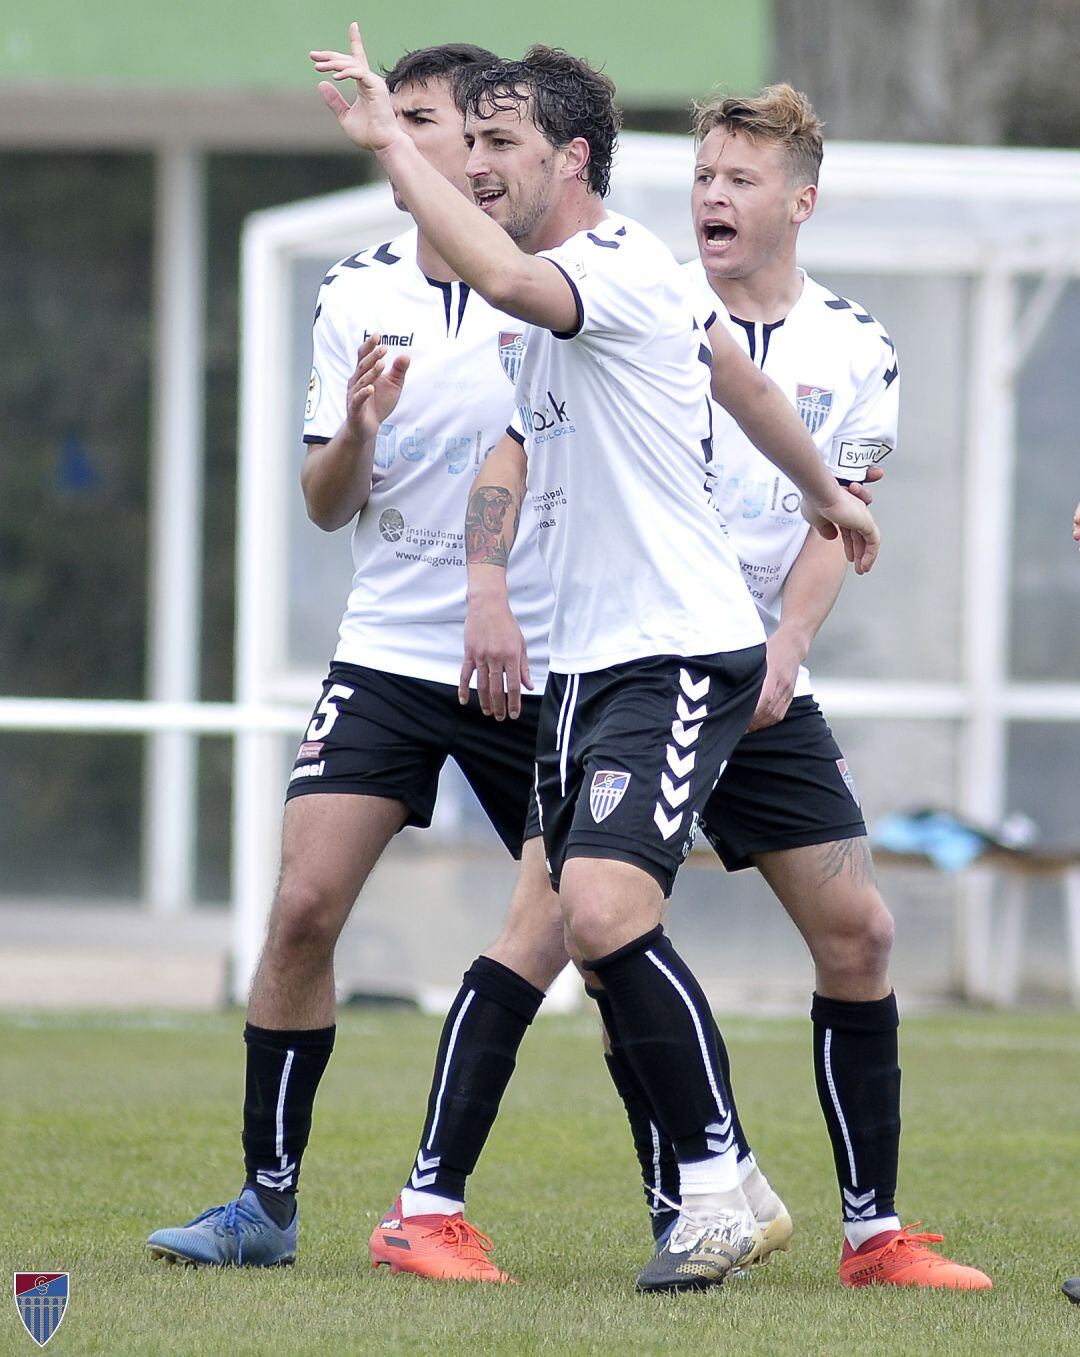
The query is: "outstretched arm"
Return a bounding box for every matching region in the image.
[310,24,579,333]
[460,435,533,720]
[301,335,408,530]
[707,319,880,573]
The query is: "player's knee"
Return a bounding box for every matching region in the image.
[265,878,351,959]
[560,896,626,962]
[814,894,894,987]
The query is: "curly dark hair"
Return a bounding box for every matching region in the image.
[382,44,500,97]
[459,45,621,198]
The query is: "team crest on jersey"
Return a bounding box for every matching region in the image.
[796,384,834,434]
[14,1274,69,1347]
[498,331,525,383]
[378,508,405,542]
[836,758,860,806]
[589,770,631,824]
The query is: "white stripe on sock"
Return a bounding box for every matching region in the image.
[823,1028,859,1186]
[644,948,728,1121]
[425,990,475,1150]
[274,1049,295,1161]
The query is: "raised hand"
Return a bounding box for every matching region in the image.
[309,22,401,153]
[345,335,409,443]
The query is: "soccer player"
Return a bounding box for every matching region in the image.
[339,67,990,1293]
[147,44,570,1277]
[312,28,879,1291]
[595,84,991,1290]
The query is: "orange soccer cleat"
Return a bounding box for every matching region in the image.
[839,1223,992,1290]
[369,1198,516,1283]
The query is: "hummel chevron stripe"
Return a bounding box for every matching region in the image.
[654,805,684,840]
[679,670,710,701]
[671,720,702,748]
[676,695,708,723]
[667,746,696,778]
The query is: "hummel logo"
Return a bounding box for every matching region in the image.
[654,805,684,840]
[411,1149,441,1189]
[676,696,707,723]
[842,1186,877,1220]
[660,773,690,808]
[679,670,710,701]
[671,720,702,748]
[363,328,414,347]
[667,747,696,779]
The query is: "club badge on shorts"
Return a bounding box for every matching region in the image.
[14,1274,69,1348]
[836,758,860,806]
[589,770,631,824]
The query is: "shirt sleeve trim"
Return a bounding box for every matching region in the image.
[506,425,526,445]
[546,259,585,340]
[302,434,332,445]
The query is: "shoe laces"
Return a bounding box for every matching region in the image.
[186,1199,264,1264]
[670,1209,749,1255]
[425,1217,496,1263]
[877,1222,947,1263]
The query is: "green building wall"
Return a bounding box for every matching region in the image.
[1,0,770,106]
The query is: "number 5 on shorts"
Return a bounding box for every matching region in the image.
[306,683,354,740]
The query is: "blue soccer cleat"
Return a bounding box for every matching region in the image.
[148,1188,296,1267]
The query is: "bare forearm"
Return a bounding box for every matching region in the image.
[465,440,527,599]
[719,367,839,507]
[301,426,377,531]
[775,529,848,657]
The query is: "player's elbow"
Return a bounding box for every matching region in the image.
[482,262,527,317]
[302,474,366,532]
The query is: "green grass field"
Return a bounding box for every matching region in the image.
[3,1007,1079,1355]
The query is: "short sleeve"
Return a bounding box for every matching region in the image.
[302,281,354,444]
[506,405,527,445]
[826,342,900,483]
[539,225,667,353]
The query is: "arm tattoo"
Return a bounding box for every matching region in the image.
[466,485,516,567]
[815,836,877,890]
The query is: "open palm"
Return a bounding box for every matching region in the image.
[310,22,400,153]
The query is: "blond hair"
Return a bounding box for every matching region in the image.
[693,83,824,186]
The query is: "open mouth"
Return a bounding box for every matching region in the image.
[473,186,507,213]
[702,222,737,245]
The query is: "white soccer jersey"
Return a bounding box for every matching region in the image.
[508,214,765,675]
[305,227,552,687]
[683,261,899,697]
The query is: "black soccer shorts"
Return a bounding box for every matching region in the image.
[700,695,867,870]
[285,661,542,858]
[535,645,766,895]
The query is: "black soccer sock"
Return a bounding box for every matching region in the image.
[585,927,735,1165]
[811,991,901,1224]
[406,956,544,1203]
[708,1013,752,1162]
[586,985,681,1225]
[242,1022,335,1222]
